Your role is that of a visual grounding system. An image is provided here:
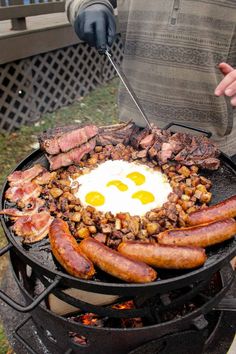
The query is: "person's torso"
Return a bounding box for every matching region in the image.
[116,0,236,153]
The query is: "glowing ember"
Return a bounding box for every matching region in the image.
[112,300,135,310]
[69,333,88,346]
[68,300,143,330]
[68,313,104,346]
[112,300,143,328]
[70,313,103,327]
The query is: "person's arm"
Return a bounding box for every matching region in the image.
[65,0,115,25]
[65,0,116,52]
[215,62,236,106]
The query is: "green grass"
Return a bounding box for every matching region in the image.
[0,325,9,354]
[0,78,119,351]
[0,79,119,188]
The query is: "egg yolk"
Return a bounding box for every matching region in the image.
[106,180,128,191]
[126,172,146,186]
[132,190,155,204]
[85,191,105,206]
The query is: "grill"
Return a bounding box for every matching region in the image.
[0,123,236,353]
[3,250,236,354]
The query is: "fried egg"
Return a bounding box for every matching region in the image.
[74,160,172,216]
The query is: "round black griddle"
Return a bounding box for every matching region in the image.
[0,147,236,298]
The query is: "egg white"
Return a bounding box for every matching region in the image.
[74,160,172,216]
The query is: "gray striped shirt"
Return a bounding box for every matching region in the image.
[66,0,236,155]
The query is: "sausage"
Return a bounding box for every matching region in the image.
[118,242,206,269]
[158,218,236,248]
[79,237,157,283]
[49,219,95,279]
[187,195,236,226]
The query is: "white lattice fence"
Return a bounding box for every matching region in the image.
[0,37,123,132]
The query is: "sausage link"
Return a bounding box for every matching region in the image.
[49,219,95,279]
[118,242,206,269]
[158,218,236,248]
[188,195,236,226]
[79,237,157,283]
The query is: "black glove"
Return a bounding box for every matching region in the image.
[74,4,116,53]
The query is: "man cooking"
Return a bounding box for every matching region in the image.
[65,0,236,158]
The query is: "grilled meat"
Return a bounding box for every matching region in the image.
[39,122,219,170]
[49,219,95,279]
[135,129,220,170]
[158,218,236,248]
[97,121,136,146]
[39,124,98,155]
[129,126,151,149]
[47,138,96,170]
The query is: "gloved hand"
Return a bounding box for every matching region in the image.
[74,4,116,53]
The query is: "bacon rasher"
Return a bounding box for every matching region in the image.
[34,171,55,185]
[12,211,54,243]
[8,164,45,187]
[0,198,45,219]
[5,182,42,205]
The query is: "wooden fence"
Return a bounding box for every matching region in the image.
[0,0,64,30]
[0,37,123,132]
[0,0,61,4]
[0,1,123,132]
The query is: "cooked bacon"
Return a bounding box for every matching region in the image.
[24,197,45,211]
[0,208,27,218]
[0,198,45,219]
[5,182,42,204]
[12,211,54,243]
[34,171,55,185]
[8,164,45,187]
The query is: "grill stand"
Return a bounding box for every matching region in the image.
[0,264,235,354]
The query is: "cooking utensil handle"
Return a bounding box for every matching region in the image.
[105,49,152,129]
[0,273,61,313]
[164,122,212,138]
[14,316,38,354]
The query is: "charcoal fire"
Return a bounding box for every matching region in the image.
[69,313,104,327]
[66,271,223,333]
[68,313,104,346]
[112,300,143,328]
[67,301,143,330]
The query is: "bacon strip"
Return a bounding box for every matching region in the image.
[5,182,42,204]
[8,164,45,186]
[12,211,54,244]
[34,171,55,185]
[0,198,45,219]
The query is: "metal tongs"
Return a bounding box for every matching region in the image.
[105,50,152,129]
